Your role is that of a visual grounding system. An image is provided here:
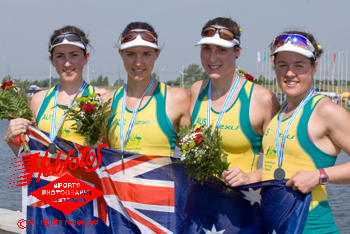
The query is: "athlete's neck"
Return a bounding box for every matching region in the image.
[285,88,314,113]
[126,76,156,99]
[210,71,241,98]
[58,78,85,96]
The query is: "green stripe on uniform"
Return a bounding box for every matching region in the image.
[239,81,262,155]
[108,86,124,130]
[191,81,210,126]
[302,201,339,234]
[36,86,56,126]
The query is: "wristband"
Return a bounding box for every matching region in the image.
[319,168,329,185]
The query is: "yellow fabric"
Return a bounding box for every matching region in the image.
[192,81,260,172]
[108,83,175,156]
[262,95,329,211]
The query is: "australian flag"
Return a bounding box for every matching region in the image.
[17,126,311,234]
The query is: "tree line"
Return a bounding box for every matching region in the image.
[253,75,350,86]
[4,65,350,89]
[161,64,209,86]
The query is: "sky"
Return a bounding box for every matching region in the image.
[0,0,349,84]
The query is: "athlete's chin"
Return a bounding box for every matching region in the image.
[283,89,305,99]
[132,76,146,82]
[60,72,79,79]
[131,74,152,82]
[207,73,222,80]
[281,85,312,99]
[61,76,78,82]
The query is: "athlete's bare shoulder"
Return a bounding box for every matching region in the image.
[166,85,190,105]
[94,87,108,95]
[190,80,209,99]
[251,83,279,107]
[102,89,117,109]
[190,80,209,111]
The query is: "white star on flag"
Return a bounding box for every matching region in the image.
[202,224,225,234]
[241,188,262,206]
[271,229,277,234]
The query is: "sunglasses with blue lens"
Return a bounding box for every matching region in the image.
[272,34,316,54]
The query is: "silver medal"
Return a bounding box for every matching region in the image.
[48,143,56,154]
[274,167,285,181]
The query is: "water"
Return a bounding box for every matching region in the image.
[327,155,350,233]
[0,119,22,211]
[0,119,349,232]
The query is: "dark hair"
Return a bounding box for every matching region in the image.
[270,30,323,66]
[49,25,90,56]
[118,22,159,51]
[120,22,158,39]
[202,16,241,49]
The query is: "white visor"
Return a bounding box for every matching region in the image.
[49,38,86,52]
[196,31,240,48]
[271,41,315,59]
[120,29,158,50]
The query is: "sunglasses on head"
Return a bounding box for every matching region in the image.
[49,32,86,49]
[201,26,236,41]
[272,34,316,54]
[121,31,157,44]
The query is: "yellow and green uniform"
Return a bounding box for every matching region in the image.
[36,84,95,146]
[262,94,338,233]
[108,83,176,156]
[191,80,262,172]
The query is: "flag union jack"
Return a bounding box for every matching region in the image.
[96,152,177,233]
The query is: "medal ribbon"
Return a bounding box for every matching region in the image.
[120,77,154,153]
[275,88,315,167]
[207,73,240,131]
[50,81,87,143]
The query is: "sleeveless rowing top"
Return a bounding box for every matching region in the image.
[191,80,262,172]
[36,84,95,146]
[262,94,338,233]
[107,82,176,156]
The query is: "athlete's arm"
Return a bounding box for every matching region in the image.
[94,87,109,95]
[166,86,191,147]
[102,89,115,108]
[250,84,280,136]
[222,168,262,187]
[313,99,350,184]
[286,99,350,193]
